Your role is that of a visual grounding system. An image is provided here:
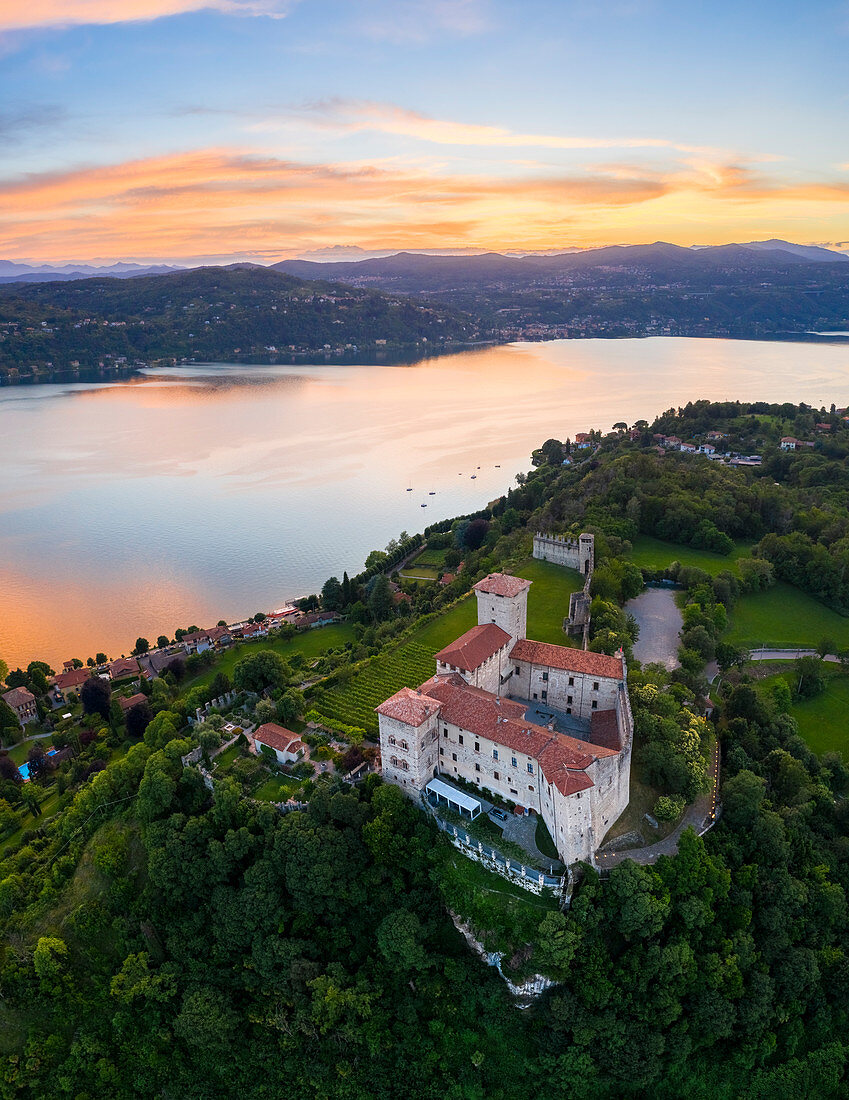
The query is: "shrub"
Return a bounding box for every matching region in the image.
[654,794,686,822]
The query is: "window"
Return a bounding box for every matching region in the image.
[512,756,517,767]
[566,707,572,715]
[567,695,573,704]
[443,727,448,737]
[430,730,437,741]
[533,692,538,700]
[458,734,464,745]
[593,681,599,691]
[388,735,396,746]
[510,788,518,796]
[542,672,548,682]
[541,690,547,701]
[568,676,574,686]
[592,701,598,710]
[515,666,520,676]
[475,742,480,752]
[527,762,534,774]
[528,784,534,791]
[452,752,457,762]
[492,749,499,761]
[439,747,444,756]
[400,740,408,751]
[494,771,500,780]
[475,763,480,773]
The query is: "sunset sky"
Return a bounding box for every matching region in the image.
[2,0,848,264]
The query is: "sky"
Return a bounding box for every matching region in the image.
[1,0,849,265]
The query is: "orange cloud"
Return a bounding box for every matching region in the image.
[2,146,849,264]
[0,0,292,32]
[254,98,726,158]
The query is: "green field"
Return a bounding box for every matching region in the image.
[398,567,439,581]
[726,582,849,650]
[314,557,582,735]
[184,623,356,691]
[627,535,754,575]
[407,547,448,570]
[756,668,849,757]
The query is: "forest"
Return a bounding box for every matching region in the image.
[2,400,849,1097]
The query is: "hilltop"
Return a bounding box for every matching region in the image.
[0,265,476,379]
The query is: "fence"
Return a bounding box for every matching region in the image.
[424,798,567,899]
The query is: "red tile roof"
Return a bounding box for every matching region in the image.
[53,667,92,691]
[253,722,302,754]
[109,657,140,678]
[473,573,532,599]
[118,692,147,712]
[2,687,35,710]
[376,687,441,728]
[434,623,510,672]
[510,639,623,679]
[590,708,622,751]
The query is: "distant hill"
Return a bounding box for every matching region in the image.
[0,260,184,283]
[273,239,849,293]
[0,265,476,379]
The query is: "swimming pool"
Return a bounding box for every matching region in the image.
[18,747,58,782]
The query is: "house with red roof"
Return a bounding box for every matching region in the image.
[249,723,305,765]
[376,571,633,868]
[51,667,94,700]
[2,687,38,726]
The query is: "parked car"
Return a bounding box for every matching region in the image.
[490,807,509,822]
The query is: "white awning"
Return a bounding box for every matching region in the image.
[426,777,482,817]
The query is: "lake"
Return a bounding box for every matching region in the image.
[1,336,848,667]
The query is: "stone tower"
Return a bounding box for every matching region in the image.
[579,532,594,576]
[473,573,531,652]
[376,687,441,793]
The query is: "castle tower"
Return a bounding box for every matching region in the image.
[473,573,531,654]
[376,687,441,795]
[579,533,595,576]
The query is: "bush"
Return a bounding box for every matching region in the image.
[654,794,686,822]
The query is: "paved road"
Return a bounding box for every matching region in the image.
[596,740,720,869]
[707,648,840,682]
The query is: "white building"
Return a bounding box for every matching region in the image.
[250,723,305,765]
[377,573,633,867]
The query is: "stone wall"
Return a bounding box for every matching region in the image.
[533,531,594,574]
[509,662,621,718]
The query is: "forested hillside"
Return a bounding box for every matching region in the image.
[0,266,476,379]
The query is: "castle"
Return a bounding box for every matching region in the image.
[376,566,633,867]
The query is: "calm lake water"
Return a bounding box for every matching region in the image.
[1,337,848,667]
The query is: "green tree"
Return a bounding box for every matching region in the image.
[134,637,150,655]
[321,576,344,611]
[232,650,290,695]
[368,574,394,622]
[81,675,112,720]
[376,910,429,972]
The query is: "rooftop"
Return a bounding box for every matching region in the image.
[511,638,624,679]
[2,686,35,708]
[253,722,302,753]
[473,573,532,599]
[434,623,510,672]
[376,686,441,728]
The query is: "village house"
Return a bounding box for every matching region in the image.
[780,436,815,451]
[181,625,231,654]
[698,443,715,455]
[2,687,38,726]
[108,657,140,680]
[51,666,93,700]
[706,430,727,440]
[377,571,633,868]
[117,692,147,714]
[250,723,306,765]
[573,433,592,449]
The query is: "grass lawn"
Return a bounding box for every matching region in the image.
[408,547,448,570]
[313,557,582,735]
[183,623,357,692]
[627,535,754,576]
[6,738,51,765]
[756,668,849,757]
[212,743,242,771]
[253,773,301,802]
[398,567,439,581]
[726,582,849,650]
